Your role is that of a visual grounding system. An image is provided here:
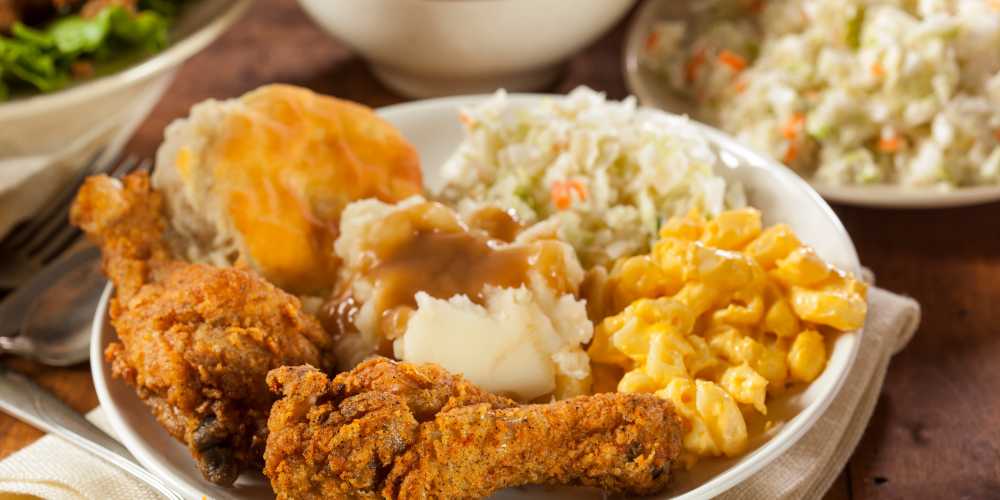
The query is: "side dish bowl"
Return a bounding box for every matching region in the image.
[296,0,635,98]
[624,0,1000,209]
[92,94,863,500]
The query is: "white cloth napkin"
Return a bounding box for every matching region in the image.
[0,410,159,500]
[0,286,920,500]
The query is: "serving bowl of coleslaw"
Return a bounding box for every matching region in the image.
[625,0,1000,207]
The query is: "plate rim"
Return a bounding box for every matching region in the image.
[92,93,864,500]
[622,0,1000,209]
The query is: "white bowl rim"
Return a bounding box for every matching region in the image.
[621,0,1000,209]
[92,92,863,500]
[0,0,252,119]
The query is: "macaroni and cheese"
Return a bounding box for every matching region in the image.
[587,208,867,465]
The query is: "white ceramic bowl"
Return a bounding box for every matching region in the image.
[0,0,251,238]
[623,0,1000,208]
[92,94,863,499]
[296,0,636,98]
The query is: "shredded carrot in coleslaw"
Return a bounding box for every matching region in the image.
[550,180,588,210]
[645,31,660,51]
[878,135,902,152]
[718,50,747,72]
[732,78,748,94]
[871,61,885,78]
[781,113,805,140]
[783,142,799,163]
[686,48,707,82]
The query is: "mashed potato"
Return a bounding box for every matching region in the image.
[326,196,592,400]
[398,286,592,401]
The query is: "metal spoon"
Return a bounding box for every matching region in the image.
[0,245,104,365]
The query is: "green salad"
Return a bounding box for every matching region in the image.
[0,0,182,101]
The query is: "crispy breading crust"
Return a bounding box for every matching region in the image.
[70,172,170,302]
[265,359,683,499]
[71,172,337,485]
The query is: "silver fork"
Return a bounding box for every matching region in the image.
[0,155,148,290]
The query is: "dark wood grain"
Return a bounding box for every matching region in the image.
[837,203,1000,499]
[2,1,996,498]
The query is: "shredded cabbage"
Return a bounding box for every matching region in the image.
[437,87,745,268]
[643,0,1000,189]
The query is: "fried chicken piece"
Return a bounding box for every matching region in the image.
[264,359,516,498]
[322,356,517,418]
[265,359,683,499]
[71,172,337,485]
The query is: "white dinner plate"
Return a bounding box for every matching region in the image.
[623,0,1000,209]
[92,94,864,499]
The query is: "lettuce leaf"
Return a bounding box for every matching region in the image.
[0,4,173,100]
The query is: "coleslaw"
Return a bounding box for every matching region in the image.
[437,87,745,268]
[643,0,1000,189]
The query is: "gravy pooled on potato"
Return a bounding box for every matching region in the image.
[323,197,592,400]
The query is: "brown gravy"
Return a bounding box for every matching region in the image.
[319,201,574,348]
[369,231,534,311]
[464,206,523,242]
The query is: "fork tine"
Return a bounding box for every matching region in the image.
[22,155,137,258]
[114,157,149,178]
[132,158,153,174]
[110,155,141,178]
[29,156,147,263]
[36,226,82,264]
[1,149,110,251]
[113,154,140,177]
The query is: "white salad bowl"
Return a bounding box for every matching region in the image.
[0,0,251,238]
[92,94,863,499]
[624,0,1000,209]
[296,0,636,98]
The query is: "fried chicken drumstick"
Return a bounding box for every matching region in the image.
[265,358,683,499]
[70,172,336,485]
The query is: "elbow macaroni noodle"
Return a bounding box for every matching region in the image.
[587,208,867,465]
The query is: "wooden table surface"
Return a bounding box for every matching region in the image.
[2,1,999,499]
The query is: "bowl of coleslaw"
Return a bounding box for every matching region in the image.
[626,0,1000,207]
